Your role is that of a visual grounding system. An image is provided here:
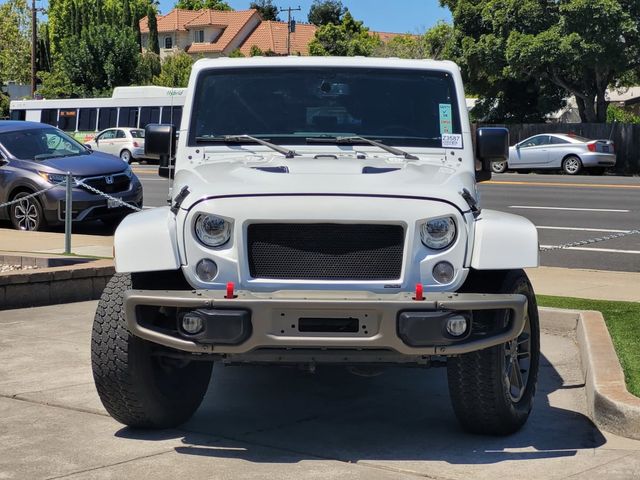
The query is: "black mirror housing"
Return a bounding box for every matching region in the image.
[476,127,509,162]
[145,124,176,159]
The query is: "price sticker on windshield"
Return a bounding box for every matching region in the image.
[439,104,453,134]
[442,133,463,149]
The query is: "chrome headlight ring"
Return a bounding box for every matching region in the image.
[194,214,232,247]
[420,216,457,250]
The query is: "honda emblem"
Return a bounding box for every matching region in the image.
[105,176,114,185]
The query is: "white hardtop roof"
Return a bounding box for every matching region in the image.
[191,56,461,75]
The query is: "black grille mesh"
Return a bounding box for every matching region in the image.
[248,223,404,280]
[81,175,130,194]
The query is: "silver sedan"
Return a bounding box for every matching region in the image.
[492,133,616,175]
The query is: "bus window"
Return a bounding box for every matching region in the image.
[139,106,160,127]
[9,110,26,121]
[58,109,77,131]
[98,108,117,130]
[78,108,98,131]
[161,106,182,127]
[41,109,58,126]
[118,107,139,128]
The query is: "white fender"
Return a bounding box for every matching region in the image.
[114,207,180,273]
[470,209,539,269]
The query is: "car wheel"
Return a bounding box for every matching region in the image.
[92,273,213,428]
[120,149,133,164]
[447,269,540,435]
[10,191,45,231]
[491,161,507,174]
[562,155,582,175]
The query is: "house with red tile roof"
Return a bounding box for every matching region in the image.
[139,8,414,59]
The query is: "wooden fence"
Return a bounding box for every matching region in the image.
[479,123,640,174]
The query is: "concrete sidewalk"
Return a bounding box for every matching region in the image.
[1,301,640,480]
[0,228,639,302]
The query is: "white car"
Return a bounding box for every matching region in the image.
[492,133,616,175]
[91,57,540,436]
[87,127,149,164]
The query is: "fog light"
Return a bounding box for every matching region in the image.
[196,258,218,282]
[432,261,454,284]
[446,316,468,337]
[181,313,204,335]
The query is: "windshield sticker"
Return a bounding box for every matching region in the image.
[442,133,463,149]
[439,104,453,134]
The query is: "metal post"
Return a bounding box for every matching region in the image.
[31,0,37,97]
[64,172,72,255]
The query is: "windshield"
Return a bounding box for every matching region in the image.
[189,67,462,148]
[130,129,145,138]
[0,127,87,160]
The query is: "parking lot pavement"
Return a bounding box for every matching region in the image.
[2,301,640,480]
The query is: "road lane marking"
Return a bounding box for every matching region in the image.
[540,245,640,255]
[510,206,630,213]
[487,180,640,189]
[537,226,631,233]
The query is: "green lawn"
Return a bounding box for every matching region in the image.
[537,295,640,398]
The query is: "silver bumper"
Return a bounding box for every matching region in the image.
[124,289,528,357]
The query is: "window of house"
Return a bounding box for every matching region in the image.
[194,30,205,43]
[164,36,173,49]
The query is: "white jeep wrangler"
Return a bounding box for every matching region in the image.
[91,57,540,435]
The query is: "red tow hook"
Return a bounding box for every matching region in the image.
[414,283,424,301]
[225,282,237,299]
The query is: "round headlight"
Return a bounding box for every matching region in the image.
[194,214,231,247]
[420,217,456,250]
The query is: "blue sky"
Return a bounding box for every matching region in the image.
[157,0,452,34]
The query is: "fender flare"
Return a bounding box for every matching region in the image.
[470,209,539,270]
[114,206,181,273]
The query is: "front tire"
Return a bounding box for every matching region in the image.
[447,269,540,435]
[10,191,45,231]
[91,273,213,428]
[562,155,582,175]
[491,161,507,174]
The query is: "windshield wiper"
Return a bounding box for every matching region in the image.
[306,135,418,160]
[195,134,299,159]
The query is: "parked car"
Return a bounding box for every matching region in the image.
[0,121,143,231]
[491,133,616,175]
[86,127,150,164]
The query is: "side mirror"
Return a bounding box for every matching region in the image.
[145,124,177,179]
[84,144,93,151]
[475,127,509,182]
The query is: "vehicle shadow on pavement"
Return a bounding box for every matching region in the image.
[116,351,606,465]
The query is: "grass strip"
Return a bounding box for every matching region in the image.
[537,295,640,398]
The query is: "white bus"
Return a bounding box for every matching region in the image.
[9,86,186,142]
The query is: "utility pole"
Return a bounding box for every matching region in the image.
[279,5,301,55]
[30,0,38,97]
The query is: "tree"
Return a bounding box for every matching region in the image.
[308,0,345,26]
[147,5,160,55]
[250,0,279,21]
[441,0,566,123]
[0,92,10,118]
[228,49,246,57]
[0,0,31,85]
[59,24,141,95]
[249,45,264,56]
[137,51,161,84]
[154,52,193,87]
[174,0,232,10]
[309,11,381,56]
[375,21,455,60]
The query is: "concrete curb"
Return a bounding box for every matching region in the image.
[0,259,114,310]
[540,307,640,440]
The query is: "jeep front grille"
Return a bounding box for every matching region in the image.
[247,223,404,280]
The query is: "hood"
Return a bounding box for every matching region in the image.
[175,153,476,212]
[36,151,128,177]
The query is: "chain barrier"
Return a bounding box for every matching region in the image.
[0,181,66,210]
[76,180,142,212]
[540,229,640,252]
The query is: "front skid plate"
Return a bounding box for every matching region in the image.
[124,289,527,357]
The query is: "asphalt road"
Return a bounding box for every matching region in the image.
[134,166,640,272]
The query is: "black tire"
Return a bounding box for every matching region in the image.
[120,149,133,164]
[91,273,213,428]
[447,269,540,435]
[562,155,582,175]
[590,167,606,176]
[491,161,507,174]
[10,191,45,231]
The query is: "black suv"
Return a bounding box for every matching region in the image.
[0,121,143,230]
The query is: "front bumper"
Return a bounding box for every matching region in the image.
[124,289,527,358]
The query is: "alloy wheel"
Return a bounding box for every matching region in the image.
[14,197,40,231]
[564,157,581,174]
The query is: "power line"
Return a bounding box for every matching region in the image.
[279,5,301,55]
